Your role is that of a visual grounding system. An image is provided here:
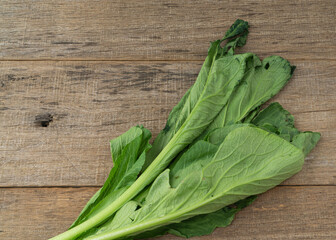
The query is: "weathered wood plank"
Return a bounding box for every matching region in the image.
[0,0,335,60]
[0,186,334,239]
[0,60,335,186]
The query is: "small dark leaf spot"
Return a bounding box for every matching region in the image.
[35,113,53,127]
[265,63,270,70]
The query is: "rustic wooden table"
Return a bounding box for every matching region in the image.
[0,0,335,239]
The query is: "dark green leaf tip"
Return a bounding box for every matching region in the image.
[223,19,249,40]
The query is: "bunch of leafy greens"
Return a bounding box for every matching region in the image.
[51,20,320,240]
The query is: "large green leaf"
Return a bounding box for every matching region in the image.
[133,101,320,239]
[84,126,304,240]
[140,53,255,192]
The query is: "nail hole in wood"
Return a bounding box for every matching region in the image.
[35,113,53,127]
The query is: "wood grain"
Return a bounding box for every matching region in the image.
[0,60,335,187]
[0,0,335,60]
[0,186,334,240]
[1,1,335,239]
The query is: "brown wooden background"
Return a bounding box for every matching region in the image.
[0,0,335,239]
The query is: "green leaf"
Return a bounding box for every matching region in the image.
[69,126,151,228]
[252,102,296,132]
[292,132,321,156]
[145,39,222,168]
[144,169,172,205]
[223,19,249,40]
[145,19,250,168]
[96,201,139,234]
[169,141,218,187]
[251,102,301,142]
[140,53,255,191]
[118,134,252,240]
[206,123,251,146]
[251,102,320,155]
[219,19,249,56]
[108,126,151,191]
[84,126,304,240]
[205,56,294,134]
[242,106,260,123]
[223,30,249,56]
[166,196,257,238]
[132,196,256,239]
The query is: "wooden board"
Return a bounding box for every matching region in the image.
[1,60,335,187]
[0,0,335,60]
[1,1,335,239]
[0,186,335,240]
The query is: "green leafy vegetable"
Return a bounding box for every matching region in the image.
[50,19,320,240]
